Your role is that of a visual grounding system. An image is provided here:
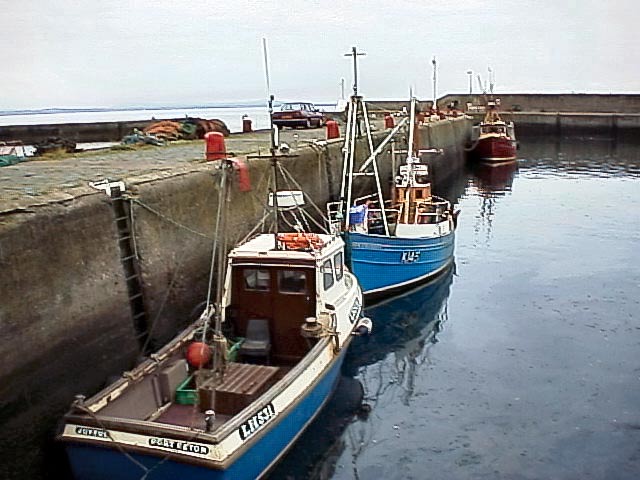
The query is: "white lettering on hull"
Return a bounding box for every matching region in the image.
[238,403,277,441]
[75,426,109,439]
[148,437,210,455]
[401,250,421,263]
[349,297,361,324]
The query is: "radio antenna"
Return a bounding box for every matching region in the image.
[261,38,280,244]
[262,37,271,96]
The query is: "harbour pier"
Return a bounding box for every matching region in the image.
[0,114,467,479]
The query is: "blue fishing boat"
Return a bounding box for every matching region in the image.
[328,92,458,300]
[57,97,369,480]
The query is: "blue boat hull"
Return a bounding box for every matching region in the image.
[64,347,348,480]
[345,230,455,298]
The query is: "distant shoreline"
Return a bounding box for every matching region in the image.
[0,101,340,117]
[0,104,265,116]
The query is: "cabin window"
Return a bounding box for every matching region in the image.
[415,174,429,185]
[322,259,334,290]
[334,252,344,281]
[415,190,424,199]
[243,269,270,291]
[278,270,307,294]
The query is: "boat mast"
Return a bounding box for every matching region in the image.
[432,56,437,111]
[407,94,416,163]
[201,155,233,378]
[340,46,391,235]
[403,96,417,224]
[268,94,281,247]
[342,46,365,230]
[214,163,230,337]
[346,46,365,97]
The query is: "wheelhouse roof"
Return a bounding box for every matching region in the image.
[228,233,341,263]
[480,120,508,126]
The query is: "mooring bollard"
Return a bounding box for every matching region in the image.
[242,115,252,133]
[326,120,340,139]
[384,114,394,129]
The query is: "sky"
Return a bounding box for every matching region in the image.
[2,0,638,110]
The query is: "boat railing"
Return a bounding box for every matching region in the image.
[326,201,343,235]
[367,206,399,236]
[327,198,401,236]
[414,199,451,225]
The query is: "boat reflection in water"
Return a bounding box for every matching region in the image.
[266,375,366,479]
[468,160,518,247]
[345,264,453,384]
[469,159,518,195]
[327,266,454,476]
[269,266,454,479]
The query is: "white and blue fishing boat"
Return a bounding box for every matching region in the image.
[57,97,368,480]
[328,90,458,300]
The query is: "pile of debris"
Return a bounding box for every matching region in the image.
[33,137,77,156]
[0,141,29,167]
[121,129,165,146]
[122,117,230,146]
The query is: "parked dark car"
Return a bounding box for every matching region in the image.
[272,102,325,129]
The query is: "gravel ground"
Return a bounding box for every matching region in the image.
[0,125,350,214]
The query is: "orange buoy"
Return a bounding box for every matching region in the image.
[325,120,340,140]
[186,342,212,368]
[384,115,394,129]
[204,132,226,161]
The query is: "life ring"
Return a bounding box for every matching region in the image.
[277,233,324,250]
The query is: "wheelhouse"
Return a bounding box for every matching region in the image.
[480,121,509,135]
[223,234,350,365]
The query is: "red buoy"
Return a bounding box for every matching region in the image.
[204,132,226,161]
[384,114,394,129]
[185,342,212,368]
[325,120,340,140]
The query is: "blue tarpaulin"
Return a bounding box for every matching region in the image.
[349,204,367,225]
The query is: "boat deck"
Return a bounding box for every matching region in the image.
[155,403,227,430]
[94,360,293,432]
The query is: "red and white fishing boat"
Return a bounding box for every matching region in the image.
[468,100,517,164]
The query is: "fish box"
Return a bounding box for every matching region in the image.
[204,363,280,416]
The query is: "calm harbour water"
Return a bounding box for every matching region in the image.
[271,135,640,479]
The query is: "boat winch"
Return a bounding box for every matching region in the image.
[300,312,336,339]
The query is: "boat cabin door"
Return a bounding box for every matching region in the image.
[231,265,316,363]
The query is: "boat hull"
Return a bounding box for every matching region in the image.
[345,230,455,299]
[470,136,517,163]
[63,345,349,480]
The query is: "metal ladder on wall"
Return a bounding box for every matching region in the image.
[90,180,150,353]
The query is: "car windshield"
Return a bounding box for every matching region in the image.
[281,103,304,111]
